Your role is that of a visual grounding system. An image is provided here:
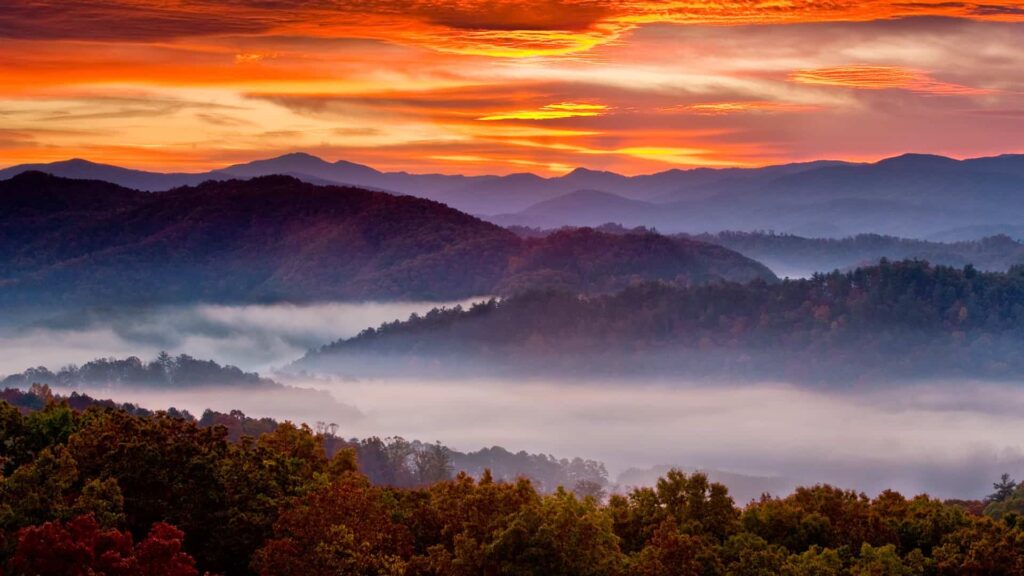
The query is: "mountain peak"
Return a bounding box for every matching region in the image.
[563,166,618,178]
[268,152,329,165]
[875,153,959,168]
[59,158,103,167]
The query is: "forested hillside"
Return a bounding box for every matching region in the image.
[2,393,1022,575]
[299,260,1024,383]
[0,172,773,305]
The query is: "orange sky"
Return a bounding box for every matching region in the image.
[2,1,1023,174]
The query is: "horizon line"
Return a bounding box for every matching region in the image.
[4,150,1024,180]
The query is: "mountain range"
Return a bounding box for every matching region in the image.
[5,153,1024,238]
[0,172,773,306]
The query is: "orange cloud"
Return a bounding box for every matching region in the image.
[789,66,993,95]
[3,1,1024,60]
[669,101,823,115]
[1,1,1022,175]
[478,102,609,121]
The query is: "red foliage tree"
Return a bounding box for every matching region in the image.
[9,514,197,576]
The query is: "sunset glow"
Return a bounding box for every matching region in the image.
[2,1,1023,174]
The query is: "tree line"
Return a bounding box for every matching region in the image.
[1,353,276,390]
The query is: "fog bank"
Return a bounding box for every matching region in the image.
[0,300,481,374]
[301,377,1024,500]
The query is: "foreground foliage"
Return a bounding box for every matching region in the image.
[1,398,1022,575]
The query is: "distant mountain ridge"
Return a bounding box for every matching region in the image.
[0,172,773,305]
[0,153,854,215]
[5,152,1024,237]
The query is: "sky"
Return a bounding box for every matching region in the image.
[1,1,1023,175]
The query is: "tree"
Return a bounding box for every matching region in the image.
[656,470,738,541]
[987,474,1017,503]
[484,488,625,576]
[574,479,608,502]
[781,546,844,576]
[252,475,411,576]
[10,514,197,576]
[631,519,720,576]
[849,543,915,576]
[414,442,453,486]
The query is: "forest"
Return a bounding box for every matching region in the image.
[299,260,1024,383]
[3,391,1024,575]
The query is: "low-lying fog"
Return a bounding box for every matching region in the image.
[0,300,481,374]
[3,301,1023,500]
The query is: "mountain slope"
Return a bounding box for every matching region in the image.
[0,172,519,304]
[0,172,773,305]
[489,190,661,229]
[219,152,385,188]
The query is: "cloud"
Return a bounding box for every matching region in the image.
[0,1,271,42]
[789,65,994,94]
[666,101,824,115]
[36,95,243,122]
[478,102,609,121]
[249,84,552,119]
[0,127,107,149]
[195,113,257,127]
[3,1,1024,58]
[1,4,1022,174]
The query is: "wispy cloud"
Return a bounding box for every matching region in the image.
[789,65,994,95]
[667,101,823,115]
[478,102,609,121]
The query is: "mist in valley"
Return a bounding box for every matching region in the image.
[3,300,1023,502]
[0,299,482,374]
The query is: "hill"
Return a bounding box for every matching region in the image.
[498,228,774,295]
[490,189,661,229]
[0,172,773,305]
[295,260,1024,383]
